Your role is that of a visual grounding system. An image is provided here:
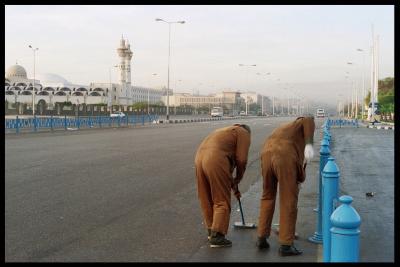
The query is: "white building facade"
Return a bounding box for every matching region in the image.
[4,37,164,115]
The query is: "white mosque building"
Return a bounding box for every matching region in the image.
[4,37,165,115]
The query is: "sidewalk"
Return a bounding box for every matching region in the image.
[189,125,394,262]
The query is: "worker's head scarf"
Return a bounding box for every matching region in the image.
[233,123,251,134]
[295,116,315,145]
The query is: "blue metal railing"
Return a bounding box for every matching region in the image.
[5,114,160,133]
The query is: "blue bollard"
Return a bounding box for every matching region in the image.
[322,157,340,262]
[309,138,331,244]
[330,195,361,262]
[50,115,54,131]
[64,115,67,130]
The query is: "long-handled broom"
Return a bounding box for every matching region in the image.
[233,196,256,229]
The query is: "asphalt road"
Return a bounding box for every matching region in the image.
[6,117,394,262]
[6,116,308,262]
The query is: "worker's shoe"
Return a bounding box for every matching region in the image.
[209,231,232,248]
[207,229,211,241]
[279,245,303,256]
[256,237,270,249]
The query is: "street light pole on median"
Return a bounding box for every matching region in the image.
[29,45,39,116]
[238,64,257,115]
[155,18,185,121]
[148,73,158,115]
[356,48,366,120]
[109,65,118,116]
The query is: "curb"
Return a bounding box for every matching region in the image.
[366,125,395,130]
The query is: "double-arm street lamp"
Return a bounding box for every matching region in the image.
[155,18,185,121]
[28,45,39,116]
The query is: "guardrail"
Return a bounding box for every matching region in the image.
[308,118,361,262]
[5,114,249,134]
[5,114,159,134]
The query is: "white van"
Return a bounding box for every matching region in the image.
[211,107,223,117]
[316,109,325,118]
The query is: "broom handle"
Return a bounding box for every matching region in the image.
[238,198,246,225]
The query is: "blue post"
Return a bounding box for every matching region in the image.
[118,115,121,127]
[16,116,20,134]
[309,138,331,244]
[322,157,340,262]
[64,115,67,130]
[330,195,361,262]
[126,114,129,126]
[142,114,144,126]
[50,115,54,131]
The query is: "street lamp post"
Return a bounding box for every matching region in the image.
[109,65,118,116]
[239,64,256,115]
[155,18,185,121]
[148,73,158,115]
[256,72,271,116]
[28,45,39,116]
[356,48,366,120]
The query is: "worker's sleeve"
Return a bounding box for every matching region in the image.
[234,128,251,182]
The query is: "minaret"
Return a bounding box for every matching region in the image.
[125,40,133,104]
[117,36,127,103]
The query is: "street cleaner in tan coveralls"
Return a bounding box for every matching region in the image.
[256,116,315,256]
[195,124,251,248]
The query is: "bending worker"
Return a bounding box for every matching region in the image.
[195,123,251,248]
[256,116,315,256]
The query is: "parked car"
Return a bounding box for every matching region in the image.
[110,111,126,118]
[240,111,246,116]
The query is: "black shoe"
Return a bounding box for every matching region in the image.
[207,229,211,241]
[209,231,232,248]
[279,245,303,256]
[256,237,270,249]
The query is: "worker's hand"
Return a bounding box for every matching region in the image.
[231,182,241,199]
[233,177,241,186]
[297,182,302,190]
[233,187,241,199]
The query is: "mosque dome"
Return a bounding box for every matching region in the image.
[5,64,27,79]
[35,73,71,85]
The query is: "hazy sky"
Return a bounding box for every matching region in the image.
[5,5,394,106]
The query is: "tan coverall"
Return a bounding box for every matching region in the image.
[258,117,315,245]
[195,125,251,235]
